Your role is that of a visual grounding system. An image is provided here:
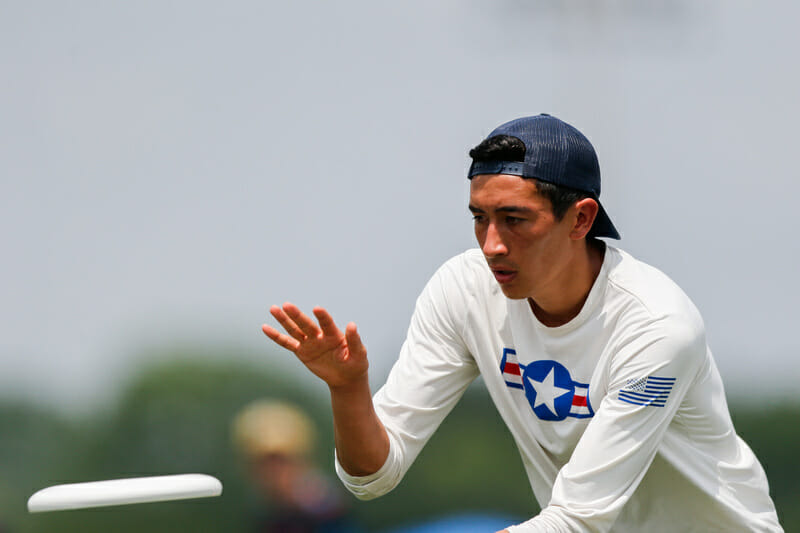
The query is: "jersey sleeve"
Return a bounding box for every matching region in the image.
[508,317,707,532]
[335,255,480,499]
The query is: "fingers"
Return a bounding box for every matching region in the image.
[313,307,342,337]
[282,302,322,338]
[269,305,307,341]
[265,303,350,355]
[261,324,301,352]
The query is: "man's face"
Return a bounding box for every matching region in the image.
[251,452,305,501]
[469,174,576,300]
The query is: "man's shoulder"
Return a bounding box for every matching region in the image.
[435,248,492,280]
[424,248,499,301]
[604,246,703,329]
[412,249,500,329]
[603,246,709,371]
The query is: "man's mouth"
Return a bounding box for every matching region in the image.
[491,268,517,284]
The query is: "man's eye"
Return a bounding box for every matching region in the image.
[472,215,486,223]
[506,216,524,225]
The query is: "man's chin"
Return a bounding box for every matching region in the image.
[498,285,529,300]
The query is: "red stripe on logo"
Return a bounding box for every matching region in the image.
[504,363,520,376]
[572,395,587,407]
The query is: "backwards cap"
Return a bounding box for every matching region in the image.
[468,114,620,240]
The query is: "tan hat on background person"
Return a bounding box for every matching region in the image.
[232,400,316,459]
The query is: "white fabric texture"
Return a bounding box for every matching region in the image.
[335,246,782,532]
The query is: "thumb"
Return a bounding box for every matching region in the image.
[344,322,367,358]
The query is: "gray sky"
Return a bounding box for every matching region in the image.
[2,1,799,411]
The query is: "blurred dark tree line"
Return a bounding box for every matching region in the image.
[0,350,796,532]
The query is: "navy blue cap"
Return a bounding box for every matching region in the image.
[468,114,620,240]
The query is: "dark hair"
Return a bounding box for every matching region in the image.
[469,134,589,220]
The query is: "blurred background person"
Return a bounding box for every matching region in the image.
[232,399,359,533]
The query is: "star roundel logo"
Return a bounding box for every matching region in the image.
[500,349,594,420]
[523,360,576,421]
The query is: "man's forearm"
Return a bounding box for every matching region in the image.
[330,377,390,476]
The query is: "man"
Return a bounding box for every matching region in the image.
[262,115,782,532]
[232,399,357,532]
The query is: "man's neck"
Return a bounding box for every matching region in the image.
[528,239,605,327]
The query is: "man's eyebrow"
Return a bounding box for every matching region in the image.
[468,205,534,214]
[497,206,533,214]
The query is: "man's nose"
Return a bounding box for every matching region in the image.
[482,223,508,257]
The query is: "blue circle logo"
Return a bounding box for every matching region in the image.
[522,360,576,421]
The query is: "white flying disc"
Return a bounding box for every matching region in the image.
[28,473,222,512]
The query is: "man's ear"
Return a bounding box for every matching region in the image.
[570,198,599,240]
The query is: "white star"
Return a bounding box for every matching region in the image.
[527,367,571,415]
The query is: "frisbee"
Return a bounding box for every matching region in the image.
[28,473,222,512]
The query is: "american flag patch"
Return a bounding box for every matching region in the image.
[500,348,524,390]
[618,376,676,407]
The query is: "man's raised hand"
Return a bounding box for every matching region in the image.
[262,303,369,390]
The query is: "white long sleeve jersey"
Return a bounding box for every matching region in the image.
[335,246,782,532]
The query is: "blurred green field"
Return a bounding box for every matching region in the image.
[1,351,796,532]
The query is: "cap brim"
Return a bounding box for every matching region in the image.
[589,201,620,240]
